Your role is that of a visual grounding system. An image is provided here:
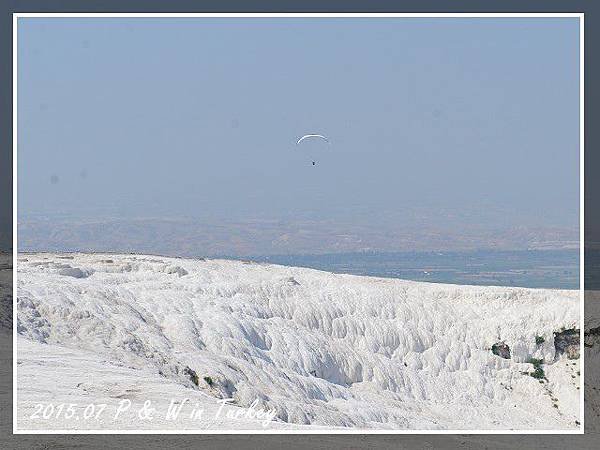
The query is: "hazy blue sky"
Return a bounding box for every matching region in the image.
[18,18,580,231]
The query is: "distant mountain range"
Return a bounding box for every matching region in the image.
[17,215,578,257]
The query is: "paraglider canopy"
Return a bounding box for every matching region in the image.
[296,134,330,145]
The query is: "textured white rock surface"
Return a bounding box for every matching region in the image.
[16,252,581,430]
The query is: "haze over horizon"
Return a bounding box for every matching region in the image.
[17,18,580,255]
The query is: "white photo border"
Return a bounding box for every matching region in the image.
[12,12,585,435]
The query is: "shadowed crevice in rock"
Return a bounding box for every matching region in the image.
[491,342,511,359]
[554,329,580,359]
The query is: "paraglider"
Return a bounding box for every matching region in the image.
[296,133,330,166]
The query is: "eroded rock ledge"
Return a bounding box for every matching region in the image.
[492,329,580,362]
[554,329,580,359]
